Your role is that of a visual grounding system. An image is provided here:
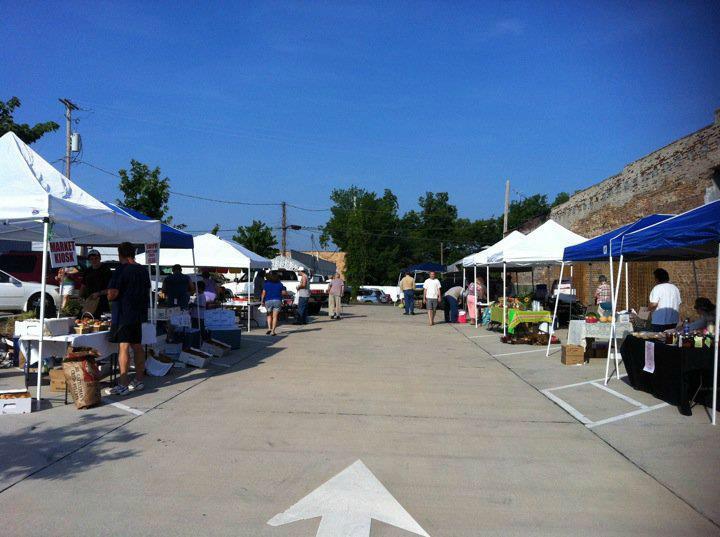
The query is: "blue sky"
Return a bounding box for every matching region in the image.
[2,1,719,250]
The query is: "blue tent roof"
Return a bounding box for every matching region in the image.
[618,200,720,261]
[563,214,672,262]
[102,202,194,249]
[404,262,446,273]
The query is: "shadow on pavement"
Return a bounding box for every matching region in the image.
[0,414,142,488]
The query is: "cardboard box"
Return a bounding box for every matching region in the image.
[201,340,229,357]
[177,348,212,368]
[150,306,181,322]
[15,317,74,337]
[561,344,585,365]
[209,328,242,349]
[49,368,66,392]
[0,389,32,414]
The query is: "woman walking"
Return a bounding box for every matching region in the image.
[261,271,285,336]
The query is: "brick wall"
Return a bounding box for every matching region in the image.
[535,110,720,318]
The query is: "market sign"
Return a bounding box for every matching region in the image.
[49,240,77,268]
[145,243,159,264]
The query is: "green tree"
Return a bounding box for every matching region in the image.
[507,194,550,231]
[551,192,570,207]
[321,186,400,291]
[118,159,171,222]
[233,220,279,258]
[0,96,59,144]
[210,223,221,235]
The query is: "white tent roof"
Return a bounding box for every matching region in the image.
[137,233,272,269]
[271,255,310,272]
[487,220,585,266]
[462,230,525,267]
[0,132,160,245]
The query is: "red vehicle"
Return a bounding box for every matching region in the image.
[0,251,88,289]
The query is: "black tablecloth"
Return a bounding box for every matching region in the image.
[621,335,716,416]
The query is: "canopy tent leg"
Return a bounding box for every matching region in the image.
[546,262,564,357]
[147,264,153,322]
[247,265,251,333]
[624,261,629,311]
[36,219,49,410]
[191,248,201,324]
[713,244,719,425]
[605,255,624,384]
[154,258,160,322]
[605,255,615,384]
[502,262,507,337]
[474,265,477,328]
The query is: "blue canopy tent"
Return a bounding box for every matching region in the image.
[548,214,673,357]
[103,202,198,321]
[614,200,720,424]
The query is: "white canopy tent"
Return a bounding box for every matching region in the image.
[486,221,586,336]
[461,231,527,327]
[0,132,161,408]
[271,255,310,273]
[138,233,271,331]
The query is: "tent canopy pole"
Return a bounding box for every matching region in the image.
[36,219,49,410]
[713,243,719,425]
[605,254,624,384]
[474,265,477,327]
[546,261,564,357]
[502,262,507,337]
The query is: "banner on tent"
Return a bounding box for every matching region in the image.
[145,243,159,264]
[49,239,77,268]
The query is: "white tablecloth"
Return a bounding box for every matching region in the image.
[567,320,634,349]
[19,331,118,365]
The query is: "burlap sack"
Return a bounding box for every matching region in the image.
[62,349,101,409]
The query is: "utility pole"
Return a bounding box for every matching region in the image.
[59,98,78,180]
[440,242,444,265]
[503,179,510,235]
[281,201,287,256]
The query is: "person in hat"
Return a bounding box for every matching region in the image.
[80,249,112,316]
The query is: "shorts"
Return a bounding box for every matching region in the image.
[111,322,142,344]
[264,299,282,312]
[426,298,438,311]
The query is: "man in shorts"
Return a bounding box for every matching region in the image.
[423,271,442,326]
[106,242,151,395]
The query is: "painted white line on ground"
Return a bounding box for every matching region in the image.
[467,334,497,339]
[590,382,646,408]
[210,361,231,368]
[586,403,669,429]
[547,374,628,392]
[268,460,430,537]
[108,401,145,416]
[493,349,547,357]
[540,389,592,424]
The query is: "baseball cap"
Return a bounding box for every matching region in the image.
[88,249,101,257]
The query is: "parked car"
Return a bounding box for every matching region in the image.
[0,269,61,312]
[275,269,324,315]
[356,288,390,304]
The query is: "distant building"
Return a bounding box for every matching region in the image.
[301,250,346,278]
[287,250,337,278]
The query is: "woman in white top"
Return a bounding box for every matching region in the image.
[648,268,681,332]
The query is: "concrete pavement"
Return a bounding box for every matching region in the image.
[1,305,718,536]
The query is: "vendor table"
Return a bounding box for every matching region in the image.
[621,335,716,416]
[19,331,118,366]
[567,320,634,349]
[221,301,267,329]
[490,306,552,335]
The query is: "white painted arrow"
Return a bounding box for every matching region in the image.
[267,460,430,537]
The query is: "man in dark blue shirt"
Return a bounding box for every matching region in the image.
[106,242,151,396]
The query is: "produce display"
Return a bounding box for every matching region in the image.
[74,318,111,334]
[0,391,31,399]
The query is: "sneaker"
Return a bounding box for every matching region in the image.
[104,384,129,396]
[128,380,144,392]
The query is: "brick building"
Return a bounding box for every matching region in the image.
[534,109,720,318]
